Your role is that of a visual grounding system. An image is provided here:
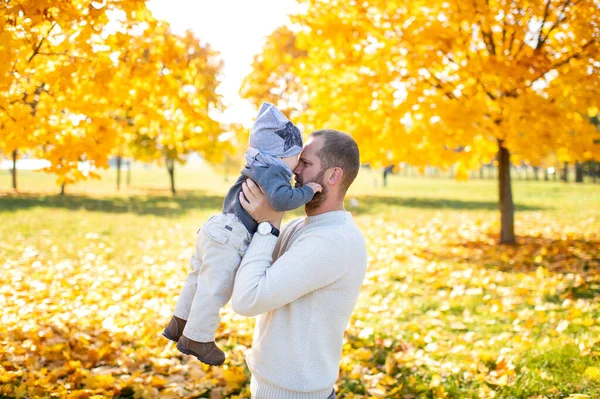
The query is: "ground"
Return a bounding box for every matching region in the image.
[1,164,599,398]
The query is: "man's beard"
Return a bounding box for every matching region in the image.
[295,169,327,212]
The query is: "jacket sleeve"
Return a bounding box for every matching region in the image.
[243,165,315,211]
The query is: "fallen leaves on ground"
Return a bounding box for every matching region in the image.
[1,210,599,398]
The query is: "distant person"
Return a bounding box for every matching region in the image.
[383,164,395,187]
[162,103,322,365]
[232,129,368,399]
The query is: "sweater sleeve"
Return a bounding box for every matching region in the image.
[231,229,347,317]
[243,165,315,211]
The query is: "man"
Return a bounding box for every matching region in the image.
[231,129,368,399]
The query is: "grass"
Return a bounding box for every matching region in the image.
[1,163,599,398]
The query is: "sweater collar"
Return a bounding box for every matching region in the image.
[304,210,348,225]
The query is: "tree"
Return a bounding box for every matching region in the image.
[1,2,227,194]
[0,0,150,191]
[241,26,308,117]
[242,0,600,243]
[211,123,251,182]
[120,21,226,194]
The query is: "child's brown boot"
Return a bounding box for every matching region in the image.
[176,336,225,366]
[162,315,186,342]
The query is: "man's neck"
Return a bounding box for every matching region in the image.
[305,200,345,217]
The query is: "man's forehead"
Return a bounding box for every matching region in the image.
[301,136,323,158]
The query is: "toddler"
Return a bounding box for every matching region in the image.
[162,103,321,365]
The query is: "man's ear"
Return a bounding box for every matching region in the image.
[327,167,344,186]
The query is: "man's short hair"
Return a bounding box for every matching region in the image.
[309,129,360,195]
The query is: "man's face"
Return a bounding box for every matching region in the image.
[293,136,328,209]
[293,136,323,188]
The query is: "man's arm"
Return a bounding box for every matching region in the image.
[237,179,284,228]
[231,179,345,317]
[231,229,346,317]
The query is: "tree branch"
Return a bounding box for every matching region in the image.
[510,5,533,60]
[22,83,47,116]
[423,68,457,100]
[536,0,553,49]
[501,24,507,55]
[514,37,529,60]
[477,77,497,100]
[28,22,57,63]
[529,39,596,86]
[482,30,497,55]
[507,31,517,56]
[502,0,520,57]
[472,0,497,56]
[0,105,17,122]
[537,0,571,50]
[449,47,497,101]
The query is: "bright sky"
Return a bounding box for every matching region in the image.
[147,0,298,127]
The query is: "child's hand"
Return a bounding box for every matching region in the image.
[306,182,323,193]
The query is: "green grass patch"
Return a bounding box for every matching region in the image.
[1,165,599,398]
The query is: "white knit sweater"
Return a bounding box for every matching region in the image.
[231,211,367,399]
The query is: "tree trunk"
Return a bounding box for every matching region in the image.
[544,167,549,181]
[127,160,131,186]
[116,155,122,190]
[497,139,516,244]
[533,166,540,181]
[553,166,558,181]
[166,157,176,195]
[11,149,17,190]
[561,162,568,182]
[60,182,65,196]
[575,162,584,183]
[593,162,598,183]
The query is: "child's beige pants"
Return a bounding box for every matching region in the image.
[173,213,251,342]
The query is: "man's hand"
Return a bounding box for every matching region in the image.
[306,182,322,193]
[239,179,284,229]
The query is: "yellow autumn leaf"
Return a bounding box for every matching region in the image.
[430,374,442,387]
[223,366,246,389]
[84,374,115,390]
[584,367,600,380]
[434,385,448,398]
[354,348,374,361]
[13,384,27,398]
[486,373,508,386]
[150,375,168,388]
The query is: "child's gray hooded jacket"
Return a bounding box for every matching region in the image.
[221,103,315,235]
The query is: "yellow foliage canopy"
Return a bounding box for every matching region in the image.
[0,1,226,187]
[0,0,149,185]
[242,0,600,168]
